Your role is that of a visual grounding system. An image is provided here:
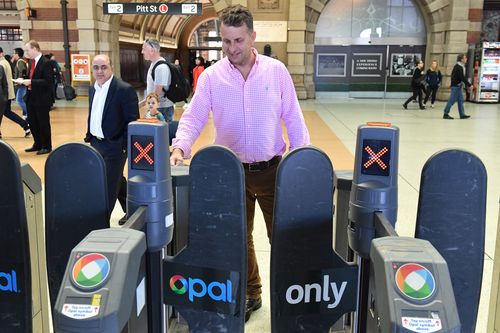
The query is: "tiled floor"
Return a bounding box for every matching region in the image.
[1,96,498,332]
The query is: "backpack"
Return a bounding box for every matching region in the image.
[151,60,191,103]
[16,58,28,79]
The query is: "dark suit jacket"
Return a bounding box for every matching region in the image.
[86,76,139,148]
[26,56,54,108]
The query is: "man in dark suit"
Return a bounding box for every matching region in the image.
[84,54,139,215]
[22,40,54,154]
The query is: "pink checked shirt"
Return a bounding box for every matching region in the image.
[172,49,310,163]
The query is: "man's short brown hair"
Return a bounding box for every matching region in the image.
[220,5,253,32]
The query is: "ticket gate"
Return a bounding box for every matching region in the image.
[53,121,247,332]
[270,122,477,333]
[0,141,33,333]
[50,120,483,333]
[0,141,51,333]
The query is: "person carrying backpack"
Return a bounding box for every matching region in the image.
[140,38,174,121]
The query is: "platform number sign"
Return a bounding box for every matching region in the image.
[131,135,155,171]
[361,139,391,176]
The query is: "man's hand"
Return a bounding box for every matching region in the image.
[170,148,184,166]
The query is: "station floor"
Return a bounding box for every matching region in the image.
[1,96,498,332]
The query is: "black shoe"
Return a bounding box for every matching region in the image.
[36,148,52,155]
[25,146,40,152]
[443,114,454,120]
[419,106,426,110]
[118,214,127,225]
[460,115,471,119]
[402,104,407,110]
[245,297,262,322]
[24,128,31,137]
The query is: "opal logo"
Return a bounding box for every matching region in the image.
[169,275,233,303]
[0,270,18,293]
[286,275,347,309]
[72,253,110,289]
[169,275,187,294]
[395,263,436,301]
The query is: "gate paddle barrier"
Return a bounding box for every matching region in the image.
[164,145,247,332]
[270,147,358,332]
[415,149,487,333]
[0,141,32,333]
[45,143,109,312]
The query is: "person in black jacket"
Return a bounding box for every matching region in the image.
[403,60,426,110]
[84,54,139,215]
[423,60,442,108]
[443,53,471,119]
[21,40,54,154]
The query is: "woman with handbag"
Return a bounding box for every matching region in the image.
[403,60,426,110]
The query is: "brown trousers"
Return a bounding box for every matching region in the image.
[245,163,278,299]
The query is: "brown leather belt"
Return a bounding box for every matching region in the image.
[242,155,281,172]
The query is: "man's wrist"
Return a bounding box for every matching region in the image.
[173,147,184,157]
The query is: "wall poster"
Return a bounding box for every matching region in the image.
[351,53,383,77]
[390,53,421,77]
[316,53,347,77]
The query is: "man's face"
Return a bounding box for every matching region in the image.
[24,44,36,59]
[92,55,113,86]
[141,42,155,61]
[12,53,19,61]
[463,55,468,64]
[221,23,256,67]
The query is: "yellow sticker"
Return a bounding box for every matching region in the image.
[92,294,102,306]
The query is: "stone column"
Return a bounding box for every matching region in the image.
[428,0,483,100]
[287,0,307,99]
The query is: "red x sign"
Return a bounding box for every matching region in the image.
[363,146,388,170]
[134,141,154,165]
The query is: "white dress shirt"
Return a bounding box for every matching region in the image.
[90,75,113,139]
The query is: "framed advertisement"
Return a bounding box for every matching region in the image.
[390,53,421,77]
[351,53,383,77]
[316,53,347,77]
[71,54,91,82]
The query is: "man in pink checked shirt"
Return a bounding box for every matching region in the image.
[170,5,310,322]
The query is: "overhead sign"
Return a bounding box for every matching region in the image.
[103,3,202,15]
[71,54,91,82]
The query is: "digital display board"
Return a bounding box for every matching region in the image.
[361,139,391,176]
[131,135,155,171]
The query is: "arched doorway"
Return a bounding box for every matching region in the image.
[314,0,427,98]
[186,18,223,83]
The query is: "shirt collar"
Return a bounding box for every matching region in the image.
[34,53,42,64]
[226,48,259,71]
[94,74,114,90]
